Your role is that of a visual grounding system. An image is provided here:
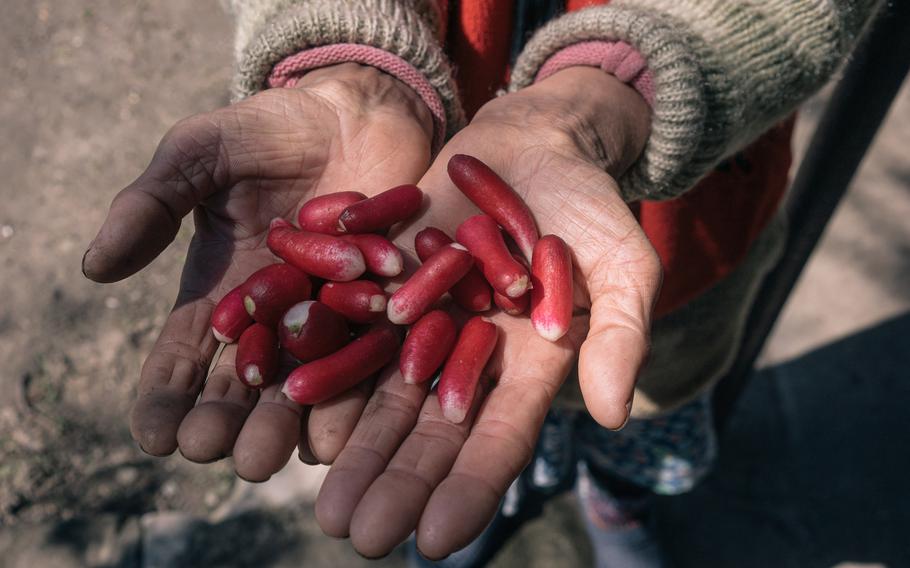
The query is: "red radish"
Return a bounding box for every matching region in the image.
[447,154,539,261]
[493,252,530,315]
[530,235,574,342]
[241,263,312,327]
[342,233,404,277]
[318,280,387,324]
[236,323,280,389]
[278,301,350,362]
[212,287,253,343]
[282,324,401,405]
[399,310,457,384]
[297,191,366,235]
[415,227,492,312]
[456,215,530,299]
[438,317,498,424]
[337,184,423,233]
[267,219,366,281]
[387,243,474,325]
[494,290,529,316]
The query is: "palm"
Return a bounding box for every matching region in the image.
[188,84,430,309]
[316,112,661,558]
[83,67,433,480]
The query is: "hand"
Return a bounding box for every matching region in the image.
[313,67,662,558]
[82,63,434,480]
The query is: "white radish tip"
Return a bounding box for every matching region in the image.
[337,256,367,282]
[243,365,263,386]
[533,321,568,343]
[505,275,529,298]
[450,243,468,252]
[386,300,408,325]
[283,301,314,333]
[243,295,256,316]
[381,255,404,277]
[369,295,387,312]
[212,327,234,344]
[442,404,468,424]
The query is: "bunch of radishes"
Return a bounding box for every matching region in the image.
[210,154,572,424]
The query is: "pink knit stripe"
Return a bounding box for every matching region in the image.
[268,44,447,153]
[535,41,655,107]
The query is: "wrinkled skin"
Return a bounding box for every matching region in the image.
[83,64,661,560]
[311,67,662,559]
[83,63,434,481]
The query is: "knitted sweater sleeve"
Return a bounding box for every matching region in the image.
[509,0,879,202]
[228,0,465,138]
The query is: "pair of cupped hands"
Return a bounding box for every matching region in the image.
[82,62,660,559]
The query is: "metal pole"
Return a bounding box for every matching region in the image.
[713,0,910,431]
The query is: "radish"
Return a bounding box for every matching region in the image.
[493,290,529,316]
[530,235,573,342]
[282,324,401,405]
[236,323,280,389]
[438,316,498,424]
[387,243,474,325]
[456,215,530,299]
[297,191,366,235]
[267,218,366,281]
[493,252,531,316]
[318,280,388,324]
[211,286,253,343]
[342,233,404,277]
[278,301,350,363]
[447,154,539,261]
[337,184,423,233]
[415,227,492,312]
[241,263,312,327]
[399,310,457,384]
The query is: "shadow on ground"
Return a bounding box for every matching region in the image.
[655,312,910,568]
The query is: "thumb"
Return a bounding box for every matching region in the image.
[577,239,662,429]
[83,114,224,283]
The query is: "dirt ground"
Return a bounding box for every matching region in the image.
[1,1,907,567]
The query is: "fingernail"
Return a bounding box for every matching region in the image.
[298,449,319,466]
[609,397,633,431]
[81,252,95,279]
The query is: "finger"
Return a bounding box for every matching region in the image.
[295,407,319,464]
[315,368,428,538]
[348,385,482,558]
[176,344,259,463]
[232,382,304,482]
[83,114,223,283]
[130,293,219,456]
[416,339,573,560]
[129,215,254,457]
[578,246,662,429]
[307,378,375,465]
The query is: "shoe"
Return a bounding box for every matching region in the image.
[575,462,668,568]
[529,408,578,495]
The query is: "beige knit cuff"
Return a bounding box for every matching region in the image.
[232,0,465,140]
[509,6,706,202]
